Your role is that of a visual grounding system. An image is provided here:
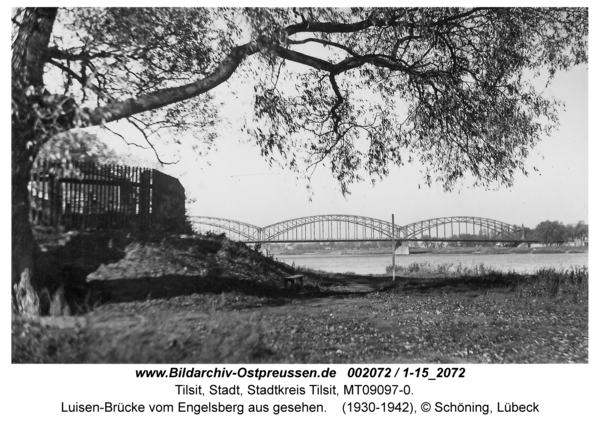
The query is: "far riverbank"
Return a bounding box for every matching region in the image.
[272,245,588,256]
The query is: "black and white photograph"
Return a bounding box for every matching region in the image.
[7,3,594,421]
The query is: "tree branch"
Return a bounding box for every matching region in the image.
[284,11,409,37]
[103,125,147,150]
[127,116,178,165]
[272,45,335,72]
[328,73,344,136]
[46,45,115,62]
[288,37,359,57]
[47,58,107,99]
[83,42,260,126]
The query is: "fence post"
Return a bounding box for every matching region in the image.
[139,169,151,227]
[392,214,396,282]
[48,163,61,227]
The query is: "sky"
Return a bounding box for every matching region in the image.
[101,56,589,231]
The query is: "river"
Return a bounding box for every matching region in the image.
[274,252,589,275]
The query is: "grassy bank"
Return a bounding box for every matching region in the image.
[412,245,588,255]
[13,234,588,364]
[386,260,588,279]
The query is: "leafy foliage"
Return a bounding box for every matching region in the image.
[532,220,588,245]
[246,8,588,192]
[36,130,121,165]
[14,7,588,192]
[45,8,231,159]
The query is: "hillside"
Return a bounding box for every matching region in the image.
[32,230,300,314]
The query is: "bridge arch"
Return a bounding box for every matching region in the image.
[189,216,262,242]
[400,216,521,240]
[261,214,396,242]
[190,215,524,243]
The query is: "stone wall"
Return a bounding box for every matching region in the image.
[152,170,186,231]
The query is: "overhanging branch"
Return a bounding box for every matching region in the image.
[288,37,359,57]
[83,42,260,126]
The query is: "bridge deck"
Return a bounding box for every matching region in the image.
[243,239,536,244]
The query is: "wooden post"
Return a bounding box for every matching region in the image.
[392,213,396,281]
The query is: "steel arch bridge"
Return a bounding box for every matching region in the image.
[190,215,523,243]
[401,216,520,240]
[191,216,262,241]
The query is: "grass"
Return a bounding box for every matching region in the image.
[13,233,588,364]
[13,266,588,364]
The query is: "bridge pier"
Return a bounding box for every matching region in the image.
[259,244,272,257]
[395,245,410,255]
[252,242,271,257]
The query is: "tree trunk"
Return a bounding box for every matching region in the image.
[11,8,256,316]
[12,8,58,316]
[12,130,40,316]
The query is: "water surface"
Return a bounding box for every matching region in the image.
[274,252,588,275]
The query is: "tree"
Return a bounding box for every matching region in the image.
[37,131,123,165]
[574,220,588,242]
[11,7,588,315]
[565,222,576,242]
[534,220,568,245]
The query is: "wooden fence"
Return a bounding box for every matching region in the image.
[29,160,185,230]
